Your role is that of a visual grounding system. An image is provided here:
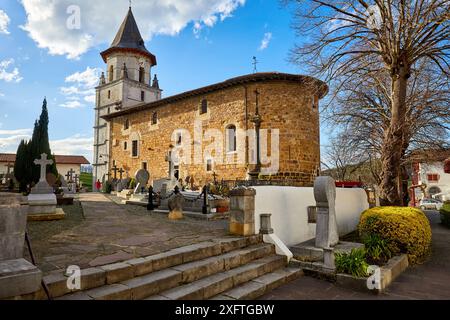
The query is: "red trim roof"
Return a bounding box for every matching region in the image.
[0,153,90,165]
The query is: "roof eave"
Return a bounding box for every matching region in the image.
[100,47,157,66]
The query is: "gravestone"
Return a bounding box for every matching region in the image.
[27,153,64,220]
[130,169,150,202]
[314,176,339,249]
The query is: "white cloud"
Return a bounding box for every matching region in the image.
[60,66,101,108]
[20,0,246,60]
[0,9,10,35]
[0,128,32,153]
[50,134,93,162]
[0,59,23,83]
[59,100,83,109]
[0,92,4,97]
[258,32,272,51]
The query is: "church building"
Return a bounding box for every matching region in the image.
[93,7,328,190]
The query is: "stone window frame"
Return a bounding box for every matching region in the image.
[151,112,158,125]
[200,99,208,115]
[141,90,145,102]
[109,65,114,82]
[225,124,237,154]
[131,140,139,157]
[123,141,128,151]
[206,157,214,172]
[175,132,182,146]
[124,119,130,130]
[108,90,111,99]
[139,67,145,84]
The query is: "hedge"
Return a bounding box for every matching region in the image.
[440,203,450,228]
[358,206,432,264]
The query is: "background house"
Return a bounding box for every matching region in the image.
[0,153,90,177]
[410,149,450,202]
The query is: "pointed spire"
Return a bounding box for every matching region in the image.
[99,72,106,85]
[121,63,128,79]
[101,7,156,66]
[152,74,159,89]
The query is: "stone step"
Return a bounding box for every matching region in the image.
[55,242,274,300]
[144,255,287,300]
[44,235,262,299]
[211,267,303,300]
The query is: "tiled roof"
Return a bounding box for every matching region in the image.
[0,154,90,164]
[0,153,15,162]
[102,72,328,120]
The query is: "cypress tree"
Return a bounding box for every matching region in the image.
[29,119,41,183]
[14,140,28,192]
[38,98,58,176]
[29,98,58,182]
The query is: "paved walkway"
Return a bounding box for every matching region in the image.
[261,211,450,300]
[26,193,228,274]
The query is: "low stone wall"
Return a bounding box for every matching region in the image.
[253,186,369,246]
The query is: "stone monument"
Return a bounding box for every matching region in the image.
[129,169,150,202]
[27,153,65,221]
[168,186,184,220]
[0,193,42,299]
[314,176,339,249]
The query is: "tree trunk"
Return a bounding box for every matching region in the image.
[379,65,409,206]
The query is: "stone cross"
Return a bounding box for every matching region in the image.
[6,163,14,174]
[74,174,79,184]
[34,153,53,182]
[111,165,119,179]
[314,176,339,249]
[118,168,125,180]
[67,168,75,181]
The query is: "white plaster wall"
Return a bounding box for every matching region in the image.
[253,186,369,247]
[418,162,450,200]
[57,164,81,177]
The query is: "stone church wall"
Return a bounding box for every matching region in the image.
[109,80,321,187]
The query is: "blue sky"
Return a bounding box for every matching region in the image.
[0,0,316,162]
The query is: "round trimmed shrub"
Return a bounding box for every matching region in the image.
[358,207,432,264]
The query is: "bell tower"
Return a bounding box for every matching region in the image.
[93,6,162,189]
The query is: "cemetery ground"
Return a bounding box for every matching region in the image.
[25,192,228,274]
[260,210,450,300]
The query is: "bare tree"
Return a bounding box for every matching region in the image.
[286,0,449,205]
[322,135,365,180]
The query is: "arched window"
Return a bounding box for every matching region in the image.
[151,112,157,125]
[226,125,237,152]
[109,65,114,82]
[124,119,129,130]
[139,67,145,83]
[200,99,208,114]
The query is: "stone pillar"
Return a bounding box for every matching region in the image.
[229,187,256,236]
[259,213,274,234]
[314,176,339,249]
[0,194,28,260]
[0,193,42,299]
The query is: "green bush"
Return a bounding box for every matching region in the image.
[358,206,432,264]
[335,248,369,278]
[362,233,392,265]
[440,204,450,228]
[128,178,136,189]
[102,180,112,194]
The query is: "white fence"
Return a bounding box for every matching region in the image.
[253,186,369,247]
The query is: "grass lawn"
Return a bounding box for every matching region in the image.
[80,172,93,191]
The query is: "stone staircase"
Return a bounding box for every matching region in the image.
[30,235,301,300]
